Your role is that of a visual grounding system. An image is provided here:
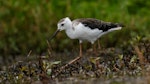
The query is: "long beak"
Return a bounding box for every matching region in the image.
[49,29,60,40]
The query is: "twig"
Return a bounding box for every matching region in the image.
[27,50,32,57]
[53,56,82,78]
[39,56,45,73]
[46,40,53,57]
[134,45,146,65]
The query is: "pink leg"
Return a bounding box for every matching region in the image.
[97,40,101,50]
[79,43,82,57]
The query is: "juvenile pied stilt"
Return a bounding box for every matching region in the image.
[50,17,124,57]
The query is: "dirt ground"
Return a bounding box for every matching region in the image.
[0,38,150,84]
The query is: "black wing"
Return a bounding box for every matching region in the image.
[76,18,123,32]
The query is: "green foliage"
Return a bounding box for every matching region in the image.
[0,0,150,56]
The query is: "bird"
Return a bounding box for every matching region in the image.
[50,17,124,58]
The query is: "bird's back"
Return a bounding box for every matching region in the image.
[73,18,123,32]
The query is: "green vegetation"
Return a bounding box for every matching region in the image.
[0,0,150,56]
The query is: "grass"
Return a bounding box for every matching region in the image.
[0,0,150,56]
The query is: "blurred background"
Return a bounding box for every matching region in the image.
[0,0,150,58]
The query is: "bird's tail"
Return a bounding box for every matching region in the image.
[98,22,124,37]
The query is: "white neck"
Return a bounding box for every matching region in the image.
[65,21,76,39]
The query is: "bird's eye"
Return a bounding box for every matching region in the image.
[61,24,64,26]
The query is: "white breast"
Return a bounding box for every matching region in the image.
[73,23,103,43]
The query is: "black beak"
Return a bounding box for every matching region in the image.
[49,29,60,40]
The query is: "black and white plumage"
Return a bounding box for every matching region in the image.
[75,18,123,32]
[50,17,124,56]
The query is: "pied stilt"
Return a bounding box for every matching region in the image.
[50,17,124,57]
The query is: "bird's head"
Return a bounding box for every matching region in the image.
[50,17,71,40]
[57,17,71,31]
